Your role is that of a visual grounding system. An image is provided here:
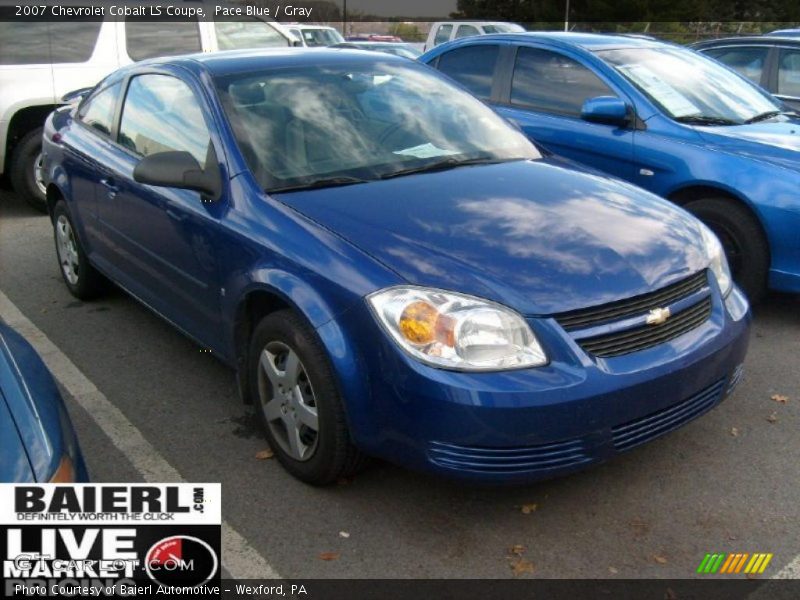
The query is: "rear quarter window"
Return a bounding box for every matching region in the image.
[125,17,202,61]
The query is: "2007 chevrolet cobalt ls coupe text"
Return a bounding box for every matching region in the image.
[42,49,750,484]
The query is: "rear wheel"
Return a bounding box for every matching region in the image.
[52,201,106,300]
[248,310,367,485]
[9,127,47,213]
[684,196,768,303]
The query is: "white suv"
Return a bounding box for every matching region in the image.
[424,21,526,51]
[0,7,294,211]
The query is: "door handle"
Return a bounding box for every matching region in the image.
[99,178,118,198]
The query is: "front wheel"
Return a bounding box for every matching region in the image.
[684,197,769,304]
[248,310,367,485]
[52,201,106,300]
[9,127,47,213]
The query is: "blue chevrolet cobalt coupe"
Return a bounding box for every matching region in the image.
[42,49,750,484]
[423,33,800,302]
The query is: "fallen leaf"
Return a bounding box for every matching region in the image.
[653,554,669,565]
[508,544,526,557]
[608,566,619,574]
[730,427,739,437]
[255,449,274,460]
[319,552,339,561]
[771,394,789,404]
[509,557,535,576]
[767,412,779,424]
[520,503,538,514]
[339,531,350,538]
[664,588,678,600]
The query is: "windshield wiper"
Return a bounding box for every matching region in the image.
[674,115,738,126]
[744,110,788,124]
[268,175,371,193]
[379,155,517,180]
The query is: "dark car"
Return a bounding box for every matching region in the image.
[693,36,800,110]
[0,320,88,482]
[42,49,749,485]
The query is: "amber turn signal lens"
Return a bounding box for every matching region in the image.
[399,301,438,344]
[49,455,75,483]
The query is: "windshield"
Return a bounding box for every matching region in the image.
[301,28,344,46]
[215,18,289,49]
[214,61,540,191]
[483,23,525,34]
[597,47,782,124]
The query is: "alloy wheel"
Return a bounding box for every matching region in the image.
[56,215,80,285]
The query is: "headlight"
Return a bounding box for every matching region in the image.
[367,287,547,371]
[699,224,733,297]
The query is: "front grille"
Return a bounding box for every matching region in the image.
[578,297,712,358]
[612,378,725,451]
[556,271,708,331]
[428,439,591,473]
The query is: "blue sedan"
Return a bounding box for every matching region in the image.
[0,320,88,482]
[423,33,800,302]
[42,49,749,484]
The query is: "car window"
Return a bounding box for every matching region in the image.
[455,25,481,39]
[118,75,211,169]
[433,25,453,46]
[511,47,615,117]
[436,45,499,100]
[703,46,768,84]
[778,50,800,98]
[77,82,122,136]
[125,17,202,62]
[0,19,101,65]
[215,18,288,49]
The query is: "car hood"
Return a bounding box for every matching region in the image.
[274,160,708,315]
[696,118,800,171]
[0,391,34,482]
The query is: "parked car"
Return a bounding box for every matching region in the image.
[423,33,800,301]
[0,320,88,482]
[332,42,422,59]
[0,3,295,212]
[424,21,525,51]
[693,36,800,110]
[766,29,800,37]
[43,49,750,485]
[285,24,344,47]
[346,34,403,43]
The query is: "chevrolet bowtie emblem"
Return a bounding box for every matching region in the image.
[646,307,671,326]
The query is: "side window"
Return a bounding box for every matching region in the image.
[511,47,615,117]
[215,18,289,50]
[77,82,122,136]
[118,75,211,169]
[0,19,101,65]
[455,25,480,39]
[436,45,499,100]
[433,25,453,46]
[703,46,768,84]
[125,17,202,62]
[778,50,800,98]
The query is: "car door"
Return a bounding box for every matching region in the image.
[95,72,224,348]
[773,47,800,111]
[491,45,636,181]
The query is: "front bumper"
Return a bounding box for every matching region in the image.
[334,285,751,483]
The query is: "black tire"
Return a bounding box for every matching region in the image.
[52,200,106,300]
[684,197,769,304]
[248,309,367,485]
[9,127,47,213]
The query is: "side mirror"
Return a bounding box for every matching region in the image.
[581,96,630,126]
[133,151,221,201]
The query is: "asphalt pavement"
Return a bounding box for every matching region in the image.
[0,185,798,579]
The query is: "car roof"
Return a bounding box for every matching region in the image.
[446,31,666,51]
[135,47,409,77]
[693,35,800,47]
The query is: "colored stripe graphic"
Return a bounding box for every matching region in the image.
[699,553,774,575]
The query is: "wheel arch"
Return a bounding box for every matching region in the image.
[5,104,58,172]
